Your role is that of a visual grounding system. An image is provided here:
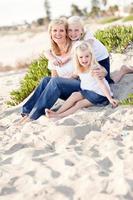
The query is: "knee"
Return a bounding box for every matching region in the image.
[50,77,62,86]
[40,76,51,85]
[42,76,51,82]
[71,92,80,98]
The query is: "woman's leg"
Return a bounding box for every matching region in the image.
[28,77,80,120]
[21,76,51,115]
[98,57,114,84]
[112,65,133,83]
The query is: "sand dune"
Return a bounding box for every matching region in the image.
[0,22,133,200]
[0,68,133,200]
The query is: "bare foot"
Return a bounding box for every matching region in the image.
[15,116,31,126]
[45,108,58,118]
[112,65,133,83]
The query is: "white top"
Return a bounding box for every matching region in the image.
[79,72,113,96]
[84,31,109,61]
[48,55,75,78]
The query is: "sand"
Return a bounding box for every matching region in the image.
[0,22,133,200]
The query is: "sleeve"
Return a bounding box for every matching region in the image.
[84,31,95,40]
[48,62,56,71]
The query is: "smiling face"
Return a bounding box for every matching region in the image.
[51,24,67,45]
[77,49,92,68]
[68,24,83,41]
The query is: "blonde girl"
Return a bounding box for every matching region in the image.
[46,41,118,118]
[67,16,114,83]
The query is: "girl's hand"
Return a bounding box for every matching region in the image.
[109,98,119,108]
[52,58,62,66]
[60,57,70,66]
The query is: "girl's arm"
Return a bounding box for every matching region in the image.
[96,79,118,108]
[61,54,71,65]
[43,50,62,66]
[51,69,58,77]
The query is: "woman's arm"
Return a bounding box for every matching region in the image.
[43,50,62,66]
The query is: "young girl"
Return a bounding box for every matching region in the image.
[67,16,114,83]
[45,41,118,119]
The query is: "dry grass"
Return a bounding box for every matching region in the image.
[0,58,31,72]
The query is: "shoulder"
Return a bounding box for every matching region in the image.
[84,30,95,40]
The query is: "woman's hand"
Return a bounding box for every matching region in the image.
[91,66,107,80]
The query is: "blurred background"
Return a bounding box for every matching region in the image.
[0,0,133,71]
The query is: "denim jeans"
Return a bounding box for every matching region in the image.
[21,76,80,120]
[98,57,114,84]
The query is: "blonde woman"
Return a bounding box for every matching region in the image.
[20,18,80,122]
[46,41,118,118]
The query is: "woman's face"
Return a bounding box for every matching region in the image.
[51,24,67,44]
[77,49,92,67]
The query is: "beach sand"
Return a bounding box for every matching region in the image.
[0,23,133,200]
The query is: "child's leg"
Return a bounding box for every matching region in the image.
[45,92,83,117]
[57,92,83,113]
[58,99,93,118]
[46,99,93,118]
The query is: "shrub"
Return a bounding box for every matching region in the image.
[120,93,133,105]
[7,56,50,106]
[95,25,133,53]
[7,26,133,107]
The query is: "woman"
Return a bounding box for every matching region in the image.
[20,19,106,123]
[20,18,80,123]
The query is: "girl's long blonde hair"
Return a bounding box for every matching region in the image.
[48,18,71,56]
[73,41,98,73]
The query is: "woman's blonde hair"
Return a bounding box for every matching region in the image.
[68,16,85,40]
[73,41,98,73]
[48,18,71,55]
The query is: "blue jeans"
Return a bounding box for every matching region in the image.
[21,76,80,120]
[98,57,114,84]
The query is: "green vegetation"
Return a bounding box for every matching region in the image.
[7,26,133,106]
[7,56,50,106]
[99,16,121,24]
[95,25,133,53]
[120,93,133,105]
[122,15,133,22]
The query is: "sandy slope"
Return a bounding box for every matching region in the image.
[0,61,133,200]
[0,31,50,68]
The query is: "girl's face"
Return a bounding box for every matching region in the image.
[51,24,66,44]
[68,24,83,41]
[77,49,91,68]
